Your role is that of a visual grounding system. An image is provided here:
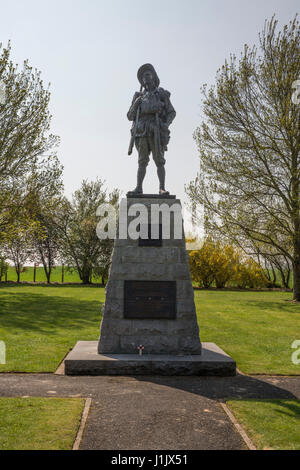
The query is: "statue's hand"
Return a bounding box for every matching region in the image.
[134,95,143,107]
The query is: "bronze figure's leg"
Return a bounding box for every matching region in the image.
[157,165,166,191]
[136,164,147,192]
[129,137,150,194]
[150,136,169,195]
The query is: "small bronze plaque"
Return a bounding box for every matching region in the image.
[124,280,176,319]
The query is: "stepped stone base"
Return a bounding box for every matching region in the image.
[65,341,236,376]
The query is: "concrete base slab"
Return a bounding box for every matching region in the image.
[65,341,236,376]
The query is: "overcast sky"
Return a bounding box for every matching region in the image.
[0,0,299,231]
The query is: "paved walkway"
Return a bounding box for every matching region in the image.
[0,373,299,450]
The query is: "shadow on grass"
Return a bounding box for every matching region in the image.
[0,291,103,333]
[241,300,299,313]
[261,399,300,419]
[228,398,300,425]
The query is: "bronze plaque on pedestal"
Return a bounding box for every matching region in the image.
[124,280,176,319]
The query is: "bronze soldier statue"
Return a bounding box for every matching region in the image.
[127,64,176,195]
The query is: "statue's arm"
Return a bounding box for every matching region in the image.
[127,92,142,121]
[160,89,176,126]
[166,101,176,126]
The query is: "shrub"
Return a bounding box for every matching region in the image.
[189,238,267,289]
[233,258,267,288]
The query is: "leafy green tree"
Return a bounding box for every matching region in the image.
[187,16,300,300]
[0,256,8,282]
[25,162,64,284]
[0,41,60,231]
[30,195,63,284]
[2,217,39,283]
[238,235,292,288]
[58,179,119,284]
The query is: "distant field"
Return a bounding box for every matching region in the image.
[2,265,293,288]
[2,266,104,284]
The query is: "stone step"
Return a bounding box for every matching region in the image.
[65,342,236,376]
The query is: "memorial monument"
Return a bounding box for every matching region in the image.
[65,64,236,375]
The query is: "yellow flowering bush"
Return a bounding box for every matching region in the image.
[189,238,267,288]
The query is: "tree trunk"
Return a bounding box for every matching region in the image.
[46,267,51,284]
[276,263,288,289]
[291,156,300,301]
[286,263,291,289]
[81,269,91,284]
[265,262,271,282]
[293,253,300,301]
[271,265,277,286]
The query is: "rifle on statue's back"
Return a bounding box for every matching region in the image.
[128,85,143,156]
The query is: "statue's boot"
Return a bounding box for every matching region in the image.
[128,187,143,195]
[157,165,169,195]
[128,165,146,195]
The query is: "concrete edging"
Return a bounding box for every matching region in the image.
[219,402,257,450]
[73,397,92,450]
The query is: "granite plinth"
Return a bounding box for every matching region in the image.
[65,341,236,376]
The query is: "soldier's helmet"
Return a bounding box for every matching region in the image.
[137,64,160,88]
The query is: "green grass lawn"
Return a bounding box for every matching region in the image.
[226,399,300,450]
[195,290,300,375]
[0,285,299,374]
[0,285,104,372]
[0,397,84,450]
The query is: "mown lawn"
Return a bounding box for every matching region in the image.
[0,397,84,450]
[0,285,299,374]
[194,290,300,375]
[226,399,300,450]
[0,285,103,372]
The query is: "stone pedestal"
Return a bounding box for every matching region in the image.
[64,194,236,376]
[98,195,202,355]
